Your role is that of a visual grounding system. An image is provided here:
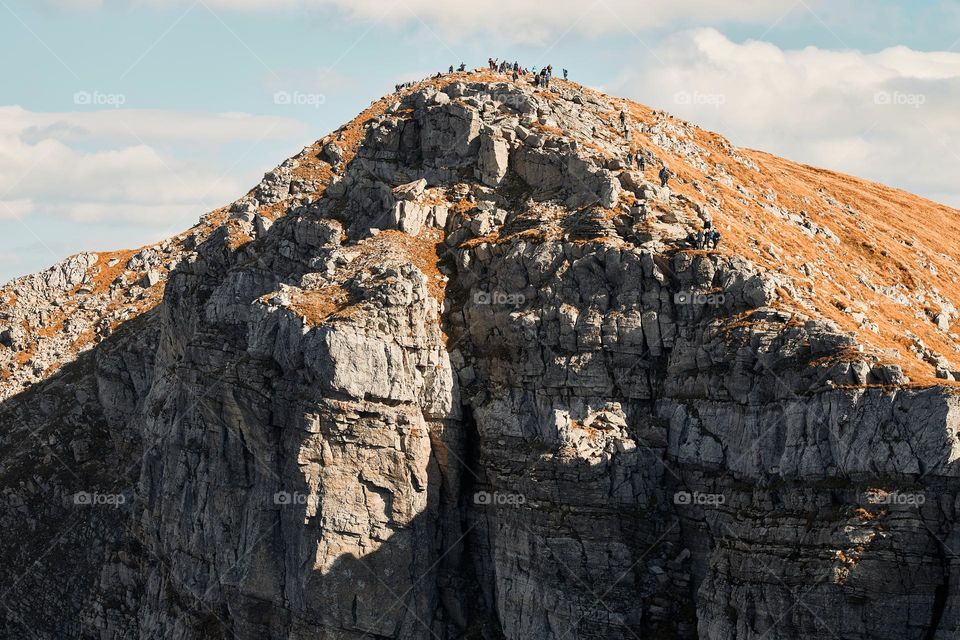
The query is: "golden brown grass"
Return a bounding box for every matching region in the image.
[289,285,350,326]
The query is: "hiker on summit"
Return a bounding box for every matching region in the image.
[563,68,568,80]
[659,166,671,188]
[458,63,466,71]
[449,65,454,73]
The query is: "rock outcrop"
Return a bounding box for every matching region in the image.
[1,69,960,640]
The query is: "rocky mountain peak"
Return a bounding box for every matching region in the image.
[2,69,960,639]
[4,72,958,397]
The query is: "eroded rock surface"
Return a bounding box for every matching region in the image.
[2,71,960,640]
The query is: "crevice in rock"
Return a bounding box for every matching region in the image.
[926,530,950,640]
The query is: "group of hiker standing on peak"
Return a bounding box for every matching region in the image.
[486,58,569,87]
[394,59,567,101]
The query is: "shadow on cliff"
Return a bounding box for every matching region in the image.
[0,309,160,638]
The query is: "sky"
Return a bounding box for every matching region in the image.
[1,0,959,282]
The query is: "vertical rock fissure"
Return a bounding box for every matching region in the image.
[926,531,951,640]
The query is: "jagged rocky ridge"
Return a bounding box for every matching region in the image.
[1,71,960,640]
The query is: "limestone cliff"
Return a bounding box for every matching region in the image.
[1,70,960,640]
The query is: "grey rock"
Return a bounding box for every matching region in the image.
[1,74,958,640]
[477,132,509,187]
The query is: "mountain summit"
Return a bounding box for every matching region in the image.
[1,70,959,639]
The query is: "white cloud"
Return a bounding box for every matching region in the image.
[45,0,820,44]
[0,107,306,226]
[0,199,34,220]
[306,0,816,43]
[2,106,302,146]
[607,29,960,206]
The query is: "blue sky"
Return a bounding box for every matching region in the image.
[1,0,959,282]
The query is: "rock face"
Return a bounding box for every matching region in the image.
[2,71,960,640]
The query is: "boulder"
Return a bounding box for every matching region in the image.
[477,133,510,186]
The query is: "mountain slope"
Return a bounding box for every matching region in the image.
[1,69,959,640]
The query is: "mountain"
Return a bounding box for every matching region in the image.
[1,69,959,640]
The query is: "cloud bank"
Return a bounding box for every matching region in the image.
[0,107,305,225]
[43,0,820,44]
